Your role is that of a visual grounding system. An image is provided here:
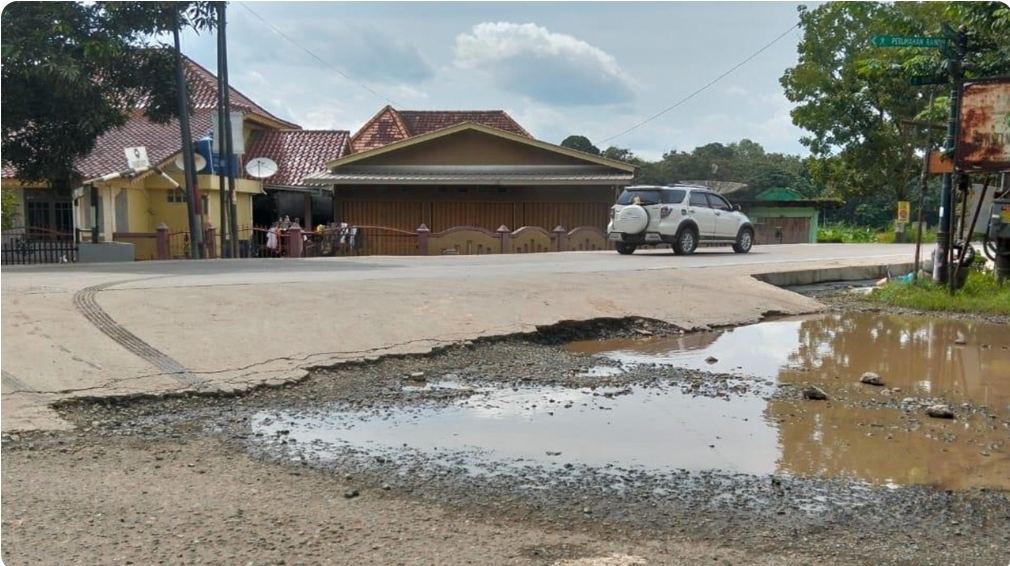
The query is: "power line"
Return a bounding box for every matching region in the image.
[237,3,401,107]
[599,23,799,145]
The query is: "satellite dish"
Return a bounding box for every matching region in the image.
[245,157,279,179]
[174,153,207,172]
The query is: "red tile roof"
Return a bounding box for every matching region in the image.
[3,56,299,180]
[348,105,531,153]
[242,129,350,186]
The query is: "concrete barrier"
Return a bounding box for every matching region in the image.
[78,242,136,263]
[752,262,916,287]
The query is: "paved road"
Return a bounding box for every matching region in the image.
[1,243,920,431]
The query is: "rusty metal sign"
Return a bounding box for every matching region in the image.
[956,77,1010,172]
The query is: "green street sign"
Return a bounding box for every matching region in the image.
[910,74,948,86]
[871,35,947,48]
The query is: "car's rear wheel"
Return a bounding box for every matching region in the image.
[733,227,754,254]
[615,242,637,255]
[673,226,698,255]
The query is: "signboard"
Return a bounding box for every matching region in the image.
[956,77,1010,172]
[124,146,150,170]
[896,201,910,225]
[871,35,946,48]
[927,150,954,174]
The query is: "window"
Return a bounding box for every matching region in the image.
[705,193,733,211]
[25,199,73,236]
[689,192,710,207]
[167,188,187,203]
[168,190,210,209]
[661,189,686,204]
[617,189,662,205]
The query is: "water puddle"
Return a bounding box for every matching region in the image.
[566,312,1010,409]
[255,384,779,474]
[251,313,1009,491]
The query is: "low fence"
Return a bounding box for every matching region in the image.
[81,222,611,261]
[1,226,78,265]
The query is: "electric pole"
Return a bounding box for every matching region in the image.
[173,8,203,259]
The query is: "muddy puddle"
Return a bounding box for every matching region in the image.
[251,313,1009,491]
[567,312,1010,409]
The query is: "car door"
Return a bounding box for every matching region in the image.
[705,193,739,239]
[686,191,716,238]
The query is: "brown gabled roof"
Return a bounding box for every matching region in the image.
[242,129,350,186]
[74,109,217,179]
[176,57,298,129]
[348,105,531,153]
[3,56,300,181]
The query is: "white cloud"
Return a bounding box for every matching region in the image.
[453,22,636,106]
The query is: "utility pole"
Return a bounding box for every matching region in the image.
[932,24,968,288]
[173,8,203,259]
[215,1,229,257]
[218,2,239,259]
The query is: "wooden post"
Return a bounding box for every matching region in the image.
[156,223,169,260]
[552,225,569,252]
[416,224,430,256]
[205,224,217,259]
[496,225,511,255]
[287,223,303,258]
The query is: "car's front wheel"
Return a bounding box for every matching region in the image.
[615,242,637,255]
[733,227,754,254]
[673,226,698,255]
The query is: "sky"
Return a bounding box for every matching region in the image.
[178,1,814,162]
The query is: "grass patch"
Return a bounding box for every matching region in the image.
[817,223,938,244]
[868,269,1010,315]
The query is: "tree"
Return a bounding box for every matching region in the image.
[780,2,1010,222]
[601,146,641,164]
[1,1,216,193]
[1,188,20,229]
[560,134,601,155]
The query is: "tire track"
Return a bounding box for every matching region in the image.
[1,370,37,394]
[73,281,208,389]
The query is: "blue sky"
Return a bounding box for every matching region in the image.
[178,1,813,161]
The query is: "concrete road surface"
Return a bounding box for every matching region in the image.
[1,243,920,432]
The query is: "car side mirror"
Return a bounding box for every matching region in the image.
[733,204,741,211]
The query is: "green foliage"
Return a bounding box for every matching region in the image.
[780,2,1010,222]
[560,134,601,155]
[1,188,20,229]
[817,223,879,243]
[601,146,642,165]
[868,270,1010,315]
[1,1,217,192]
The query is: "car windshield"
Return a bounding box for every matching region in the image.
[617,189,685,206]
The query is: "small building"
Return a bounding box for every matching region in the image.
[302,119,638,249]
[736,187,841,244]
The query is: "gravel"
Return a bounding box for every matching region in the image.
[3,301,1008,566]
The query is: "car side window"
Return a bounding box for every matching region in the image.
[706,193,732,211]
[689,192,709,208]
[662,189,686,204]
[617,190,662,205]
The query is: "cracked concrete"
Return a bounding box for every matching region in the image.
[1,244,919,432]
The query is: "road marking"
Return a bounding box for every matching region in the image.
[73,281,208,389]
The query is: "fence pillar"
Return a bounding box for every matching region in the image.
[552,225,569,252]
[287,223,303,258]
[496,225,511,254]
[205,224,217,259]
[156,223,169,260]
[416,224,430,256]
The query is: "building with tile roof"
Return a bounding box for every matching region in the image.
[2,56,352,257]
[305,121,639,254]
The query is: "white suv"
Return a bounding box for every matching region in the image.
[607,185,754,255]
